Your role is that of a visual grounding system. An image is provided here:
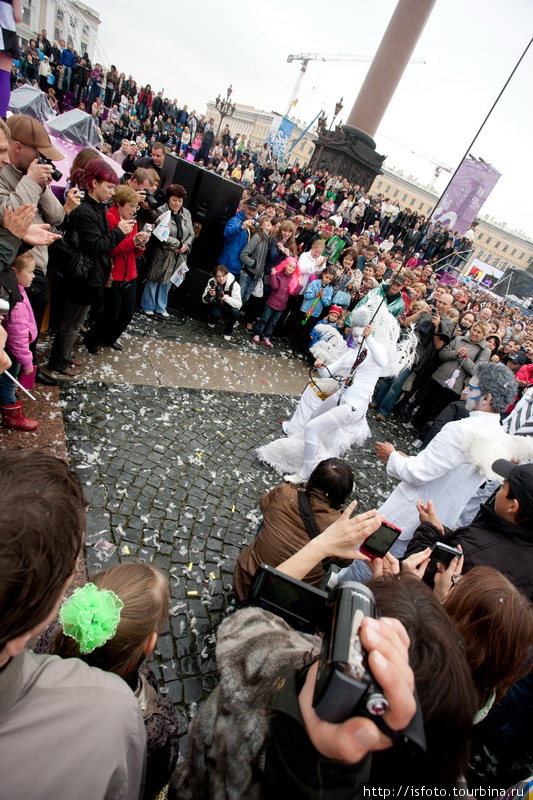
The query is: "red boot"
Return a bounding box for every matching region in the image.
[0,402,39,431]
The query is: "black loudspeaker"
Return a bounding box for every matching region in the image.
[159,153,203,202]
[186,170,243,271]
[160,157,243,315]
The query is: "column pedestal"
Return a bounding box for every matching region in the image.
[309,124,385,188]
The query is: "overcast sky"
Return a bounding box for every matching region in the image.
[84,0,533,239]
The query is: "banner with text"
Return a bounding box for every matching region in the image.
[266,115,295,159]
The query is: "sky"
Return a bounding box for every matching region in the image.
[82,0,533,239]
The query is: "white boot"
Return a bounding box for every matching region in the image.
[284,472,306,485]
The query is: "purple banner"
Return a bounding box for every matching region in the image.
[433,156,501,236]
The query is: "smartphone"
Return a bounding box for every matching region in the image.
[248,564,328,634]
[429,542,462,567]
[359,521,402,559]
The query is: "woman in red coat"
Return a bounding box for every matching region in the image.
[89,185,150,350]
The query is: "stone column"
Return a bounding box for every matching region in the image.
[346,0,437,140]
[309,0,437,187]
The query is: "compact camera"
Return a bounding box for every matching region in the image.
[37,154,62,182]
[248,565,389,724]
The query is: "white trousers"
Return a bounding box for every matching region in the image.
[301,393,355,478]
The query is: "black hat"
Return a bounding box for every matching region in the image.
[510,353,527,366]
[390,273,405,287]
[492,460,533,518]
[244,198,258,210]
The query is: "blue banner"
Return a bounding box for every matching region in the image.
[267,115,295,158]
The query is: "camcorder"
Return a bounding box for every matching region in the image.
[37,154,62,182]
[249,565,389,724]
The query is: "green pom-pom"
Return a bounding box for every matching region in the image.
[59,583,124,654]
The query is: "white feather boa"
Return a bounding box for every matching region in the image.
[462,423,533,480]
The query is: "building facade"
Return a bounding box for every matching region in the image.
[370,167,533,275]
[204,101,316,167]
[16,0,100,61]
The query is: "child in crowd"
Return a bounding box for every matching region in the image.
[308,304,344,348]
[52,562,178,800]
[291,264,336,352]
[253,257,301,347]
[297,238,326,293]
[0,252,38,431]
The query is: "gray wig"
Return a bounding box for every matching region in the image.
[475,362,518,413]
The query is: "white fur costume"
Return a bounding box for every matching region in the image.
[257,299,416,478]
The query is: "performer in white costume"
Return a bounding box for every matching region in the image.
[257,296,417,482]
[338,362,533,584]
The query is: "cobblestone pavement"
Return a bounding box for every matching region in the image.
[60,357,418,752]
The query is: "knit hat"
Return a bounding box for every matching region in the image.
[329,305,343,316]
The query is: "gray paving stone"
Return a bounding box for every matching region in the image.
[61,373,417,746]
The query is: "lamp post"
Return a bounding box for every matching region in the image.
[330,97,344,131]
[215,84,236,142]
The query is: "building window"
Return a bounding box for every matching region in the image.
[528,256,533,266]
[495,241,500,248]
[502,261,509,269]
[477,250,485,260]
[393,189,399,197]
[418,202,424,210]
[493,257,500,267]
[402,193,408,202]
[485,255,492,265]
[503,244,508,252]
[80,41,87,53]
[477,232,483,239]
[519,252,524,259]
[54,27,60,41]
[56,9,63,19]
[82,23,89,36]
[70,17,76,28]
[511,248,516,256]
[410,198,415,205]
[385,185,391,193]
[486,236,492,245]
[22,5,30,24]
[377,181,383,189]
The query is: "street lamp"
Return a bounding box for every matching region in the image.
[331,96,344,130]
[215,84,236,141]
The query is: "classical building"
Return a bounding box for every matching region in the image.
[370,167,533,275]
[204,101,316,167]
[16,0,100,61]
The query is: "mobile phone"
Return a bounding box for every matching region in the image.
[248,564,328,634]
[359,521,402,559]
[429,542,462,567]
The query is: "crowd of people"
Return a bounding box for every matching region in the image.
[0,38,533,800]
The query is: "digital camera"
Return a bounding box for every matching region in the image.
[37,154,62,182]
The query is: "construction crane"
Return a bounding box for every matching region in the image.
[378,131,454,187]
[285,52,426,118]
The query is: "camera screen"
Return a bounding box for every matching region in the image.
[362,524,400,556]
[249,566,327,634]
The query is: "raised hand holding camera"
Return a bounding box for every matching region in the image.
[26,158,53,187]
[299,614,417,763]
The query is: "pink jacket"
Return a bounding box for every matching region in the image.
[267,268,301,311]
[4,285,37,370]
